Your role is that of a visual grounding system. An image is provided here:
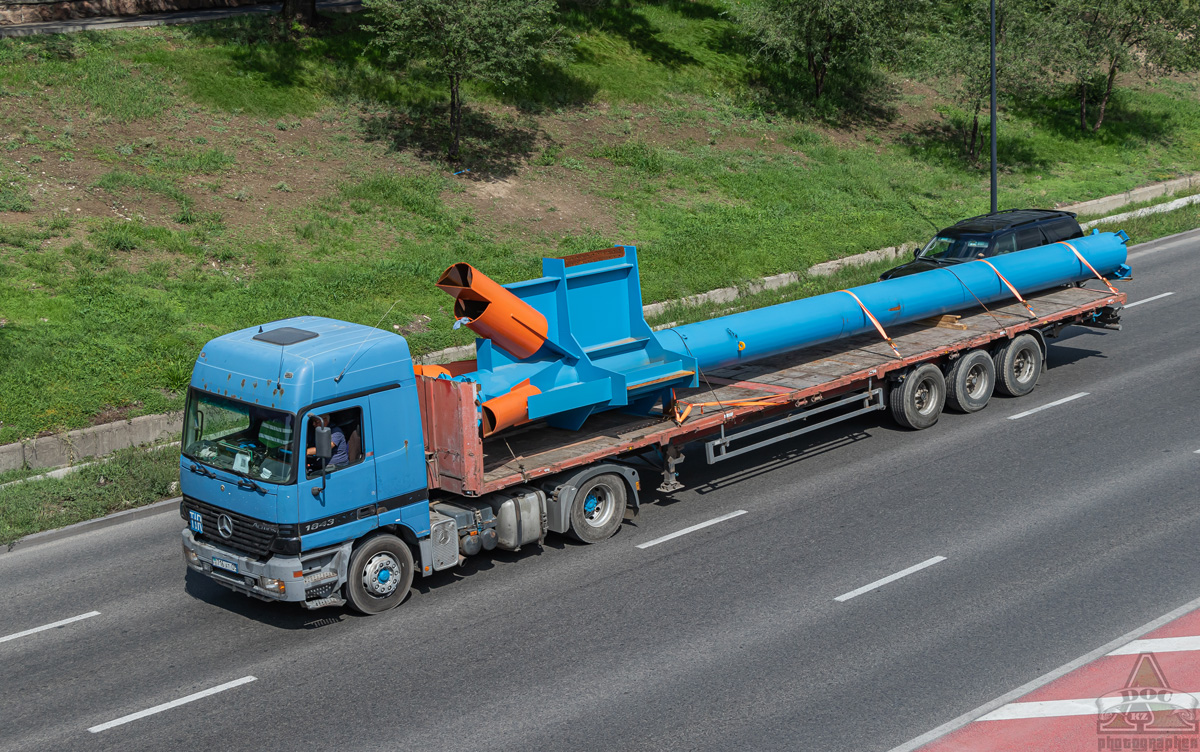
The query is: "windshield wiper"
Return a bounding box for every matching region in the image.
[188,463,217,479]
[237,477,267,494]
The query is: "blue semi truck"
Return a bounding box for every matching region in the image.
[180,242,1128,614]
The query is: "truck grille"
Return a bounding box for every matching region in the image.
[183,497,282,560]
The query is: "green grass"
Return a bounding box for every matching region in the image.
[0,444,180,546]
[0,3,1198,446]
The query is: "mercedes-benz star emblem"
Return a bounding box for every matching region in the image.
[217,514,234,539]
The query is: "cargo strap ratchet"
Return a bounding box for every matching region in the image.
[840,290,901,358]
[672,397,781,425]
[1058,241,1120,295]
[976,259,1036,319]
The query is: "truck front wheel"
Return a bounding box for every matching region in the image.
[346,534,414,615]
[569,474,628,543]
[889,363,946,430]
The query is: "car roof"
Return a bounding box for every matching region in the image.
[947,208,1078,235]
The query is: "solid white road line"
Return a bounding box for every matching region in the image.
[636,510,748,549]
[1109,635,1200,655]
[1007,392,1089,421]
[0,611,100,644]
[834,556,946,603]
[888,593,1200,752]
[1123,292,1175,308]
[979,694,1200,721]
[88,676,258,733]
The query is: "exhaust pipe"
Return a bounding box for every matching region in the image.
[480,380,541,437]
[436,263,549,359]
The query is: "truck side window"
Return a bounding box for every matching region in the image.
[306,407,365,478]
[1015,226,1048,251]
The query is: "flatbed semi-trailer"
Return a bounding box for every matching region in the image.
[179,244,1126,614]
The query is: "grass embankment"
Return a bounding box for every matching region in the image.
[0,444,180,545]
[0,6,1198,448]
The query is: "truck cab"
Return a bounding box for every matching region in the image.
[179,316,431,611]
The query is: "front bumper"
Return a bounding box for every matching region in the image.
[182,529,305,603]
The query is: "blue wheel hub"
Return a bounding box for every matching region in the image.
[584,494,599,514]
[378,569,391,583]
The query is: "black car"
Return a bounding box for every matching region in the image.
[879,209,1085,280]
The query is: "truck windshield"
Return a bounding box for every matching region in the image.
[919,233,994,261]
[182,390,296,484]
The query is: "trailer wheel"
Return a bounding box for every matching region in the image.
[889,363,946,430]
[993,334,1042,397]
[345,534,413,615]
[569,474,628,543]
[945,350,995,413]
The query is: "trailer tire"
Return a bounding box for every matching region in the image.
[345,534,413,615]
[945,350,995,413]
[889,363,946,430]
[993,334,1042,397]
[568,474,627,544]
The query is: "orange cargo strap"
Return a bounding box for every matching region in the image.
[673,397,781,425]
[1058,241,1119,294]
[977,259,1035,319]
[840,290,901,358]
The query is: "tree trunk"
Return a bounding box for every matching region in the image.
[967,101,981,162]
[281,0,315,26]
[448,73,462,162]
[1078,80,1088,133]
[1091,62,1119,132]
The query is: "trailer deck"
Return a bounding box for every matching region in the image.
[418,285,1124,496]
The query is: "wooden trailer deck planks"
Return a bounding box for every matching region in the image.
[468,285,1123,490]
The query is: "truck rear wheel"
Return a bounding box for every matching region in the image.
[569,474,627,543]
[889,363,946,430]
[993,334,1042,397]
[345,534,413,615]
[946,350,995,413]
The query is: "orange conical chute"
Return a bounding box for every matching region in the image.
[480,380,541,437]
[436,263,549,360]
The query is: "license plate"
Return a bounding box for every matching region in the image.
[189,510,203,535]
[212,557,238,574]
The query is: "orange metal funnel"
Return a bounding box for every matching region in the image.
[480,380,541,437]
[437,263,549,360]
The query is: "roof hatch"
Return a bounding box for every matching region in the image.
[253,327,319,346]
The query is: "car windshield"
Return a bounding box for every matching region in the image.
[919,233,994,261]
[182,389,296,484]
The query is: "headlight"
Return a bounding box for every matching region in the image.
[259,577,286,594]
[183,543,200,566]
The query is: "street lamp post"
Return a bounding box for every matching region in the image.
[990,0,998,214]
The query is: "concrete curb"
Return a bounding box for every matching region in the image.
[1060,173,1200,218]
[2,496,181,555]
[1081,193,1200,230]
[0,0,361,37]
[0,412,183,474]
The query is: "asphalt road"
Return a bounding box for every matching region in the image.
[2,230,1198,751]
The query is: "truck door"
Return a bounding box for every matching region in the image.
[297,399,379,549]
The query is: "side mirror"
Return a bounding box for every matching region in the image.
[314,425,332,461]
[913,248,921,259]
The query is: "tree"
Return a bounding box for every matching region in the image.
[364,0,566,161]
[925,0,1052,161]
[732,0,919,98]
[1049,0,1200,132]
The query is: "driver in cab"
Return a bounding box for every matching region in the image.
[306,414,349,471]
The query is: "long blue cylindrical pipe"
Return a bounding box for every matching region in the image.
[655,233,1127,371]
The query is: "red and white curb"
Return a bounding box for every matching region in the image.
[894,597,1200,752]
